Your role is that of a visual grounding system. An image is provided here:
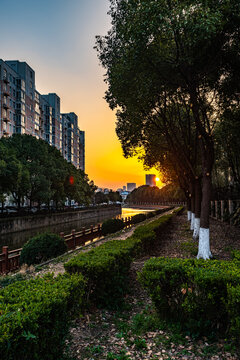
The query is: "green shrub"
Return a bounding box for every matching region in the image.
[179,239,198,257]
[172,206,184,215]
[101,218,125,236]
[138,257,240,337]
[231,249,240,261]
[146,211,155,219]
[65,211,175,309]
[131,213,147,224]
[65,239,134,308]
[20,232,67,266]
[0,273,85,360]
[132,214,172,253]
[226,284,240,340]
[0,273,27,289]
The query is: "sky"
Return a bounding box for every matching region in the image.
[0,0,161,190]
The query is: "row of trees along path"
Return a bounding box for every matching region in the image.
[64,211,240,360]
[95,0,240,259]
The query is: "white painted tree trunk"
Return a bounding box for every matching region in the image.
[187,211,192,221]
[197,228,212,260]
[190,212,195,231]
[193,218,200,239]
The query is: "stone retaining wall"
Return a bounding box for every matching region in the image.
[0,206,121,235]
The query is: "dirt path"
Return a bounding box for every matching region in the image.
[65,212,239,360]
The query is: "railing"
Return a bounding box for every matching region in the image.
[128,201,186,206]
[0,216,133,274]
[0,247,22,274]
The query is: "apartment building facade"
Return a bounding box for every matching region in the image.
[0,59,85,171]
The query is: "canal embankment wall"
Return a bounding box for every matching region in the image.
[0,206,121,235]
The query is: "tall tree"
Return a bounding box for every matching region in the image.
[96,0,240,259]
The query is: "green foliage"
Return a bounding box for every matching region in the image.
[128,185,185,204]
[64,239,133,308]
[0,273,85,360]
[231,250,240,261]
[139,257,240,338]
[0,134,96,210]
[65,211,176,308]
[20,232,67,266]
[131,213,147,224]
[132,214,172,254]
[0,273,27,289]
[179,240,198,257]
[101,218,125,236]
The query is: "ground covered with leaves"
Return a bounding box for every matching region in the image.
[65,212,240,360]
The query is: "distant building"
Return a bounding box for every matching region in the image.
[0,59,85,171]
[104,188,109,194]
[123,186,126,191]
[121,191,129,201]
[117,188,122,193]
[127,183,136,192]
[146,174,156,187]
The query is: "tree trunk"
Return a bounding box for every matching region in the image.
[193,177,201,239]
[190,182,195,231]
[187,197,191,221]
[197,174,212,259]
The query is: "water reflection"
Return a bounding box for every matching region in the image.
[0,207,154,251]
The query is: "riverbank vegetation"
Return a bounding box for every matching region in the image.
[0,134,96,212]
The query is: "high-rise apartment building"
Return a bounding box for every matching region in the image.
[146,174,156,187]
[0,59,85,171]
[127,183,136,192]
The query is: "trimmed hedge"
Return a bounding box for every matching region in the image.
[101,218,125,236]
[64,240,135,308]
[20,232,67,266]
[65,211,175,308]
[0,273,85,360]
[131,213,147,224]
[0,207,179,359]
[132,214,173,253]
[138,257,240,337]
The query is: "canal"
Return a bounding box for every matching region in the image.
[0,206,155,251]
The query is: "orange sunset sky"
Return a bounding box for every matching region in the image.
[0,0,161,190]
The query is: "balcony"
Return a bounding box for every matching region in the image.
[3,90,10,97]
[2,116,10,123]
[3,77,9,84]
[3,129,9,136]
[3,103,9,109]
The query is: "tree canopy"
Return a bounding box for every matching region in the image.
[95,0,240,258]
[0,134,96,210]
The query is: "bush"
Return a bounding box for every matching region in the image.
[146,211,155,219]
[0,273,27,289]
[0,273,85,360]
[20,232,67,266]
[101,218,125,236]
[131,213,147,224]
[64,239,134,308]
[138,257,240,337]
[65,211,175,308]
[132,214,172,254]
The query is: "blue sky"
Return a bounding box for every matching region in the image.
[0,0,160,189]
